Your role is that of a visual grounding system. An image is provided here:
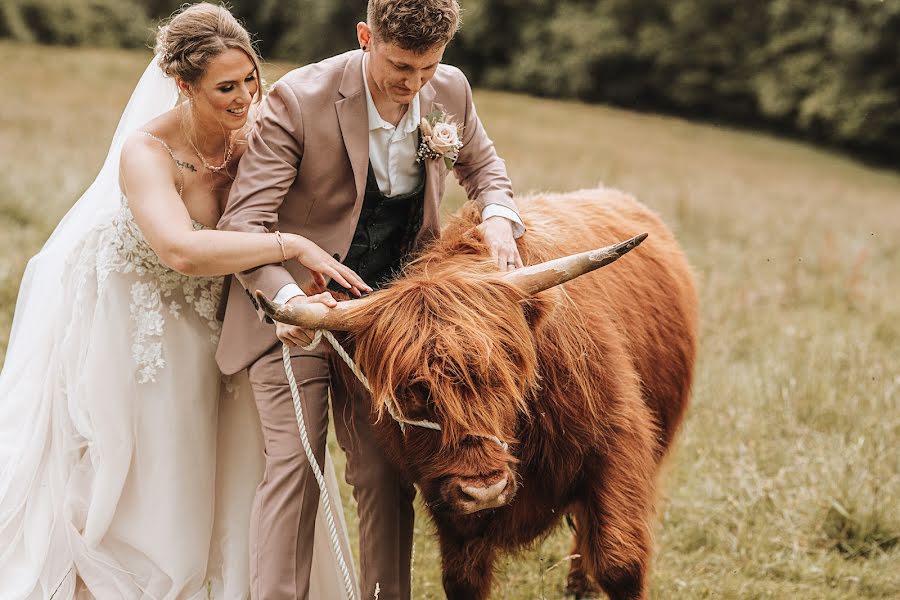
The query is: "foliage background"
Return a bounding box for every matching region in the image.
[1,0,898,162]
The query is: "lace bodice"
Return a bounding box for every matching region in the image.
[105,200,206,276]
[89,198,224,383]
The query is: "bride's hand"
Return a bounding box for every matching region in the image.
[284,234,372,296]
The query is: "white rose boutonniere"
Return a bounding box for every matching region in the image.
[416,107,464,170]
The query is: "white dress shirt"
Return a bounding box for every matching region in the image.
[274,56,523,303]
[363,56,423,197]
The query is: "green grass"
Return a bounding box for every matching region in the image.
[1,42,898,598]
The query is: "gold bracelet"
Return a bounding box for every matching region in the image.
[274,231,288,262]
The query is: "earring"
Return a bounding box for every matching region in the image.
[362,45,368,51]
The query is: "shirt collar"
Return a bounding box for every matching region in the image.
[362,54,420,135]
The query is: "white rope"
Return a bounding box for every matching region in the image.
[304,330,372,392]
[299,330,428,600]
[281,343,357,600]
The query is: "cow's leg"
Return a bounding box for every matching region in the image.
[564,509,603,599]
[438,534,497,600]
[577,496,651,600]
[578,436,657,600]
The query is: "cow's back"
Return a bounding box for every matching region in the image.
[515,188,698,455]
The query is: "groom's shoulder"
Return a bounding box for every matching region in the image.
[432,62,469,87]
[273,50,357,99]
[429,63,473,106]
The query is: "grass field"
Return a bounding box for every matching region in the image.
[1,42,898,599]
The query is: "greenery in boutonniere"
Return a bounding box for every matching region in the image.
[416,107,464,170]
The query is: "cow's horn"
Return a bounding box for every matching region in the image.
[502,233,648,295]
[255,291,371,331]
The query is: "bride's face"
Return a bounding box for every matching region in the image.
[189,48,259,131]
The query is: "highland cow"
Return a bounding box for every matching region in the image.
[260,187,698,600]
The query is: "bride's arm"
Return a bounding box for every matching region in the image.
[119,135,368,294]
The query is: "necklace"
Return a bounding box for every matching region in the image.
[181,103,237,173]
[189,132,236,173]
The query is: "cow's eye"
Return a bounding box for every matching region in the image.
[409,381,427,398]
[407,381,433,410]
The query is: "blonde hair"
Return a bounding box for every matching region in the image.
[367,0,461,53]
[155,2,261,100]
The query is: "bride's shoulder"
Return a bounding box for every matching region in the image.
[122,109,181,154]
[120,132,174,177]
[120,124,183,189]
[122,115,182,163]
[122,129,165,153]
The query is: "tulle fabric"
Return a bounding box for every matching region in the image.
[0,56,356,599]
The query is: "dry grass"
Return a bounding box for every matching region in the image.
[1,43,898,599]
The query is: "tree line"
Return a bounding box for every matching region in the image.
[3,0,898,161]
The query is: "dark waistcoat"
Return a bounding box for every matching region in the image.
[328,162,426,294]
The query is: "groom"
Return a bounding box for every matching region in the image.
[217,1,524,598]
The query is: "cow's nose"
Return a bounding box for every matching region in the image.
[460,475,508,504]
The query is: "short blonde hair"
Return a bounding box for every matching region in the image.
[155,2,262,101]
[367,0,461,53]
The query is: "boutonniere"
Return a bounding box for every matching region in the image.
[416,108,464,170]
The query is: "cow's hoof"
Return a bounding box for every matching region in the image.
[565,570,602,599]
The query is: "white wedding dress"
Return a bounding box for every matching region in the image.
[0,57,356,600]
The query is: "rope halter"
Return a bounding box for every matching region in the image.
[380,394,510,452]
[303,330,510,452]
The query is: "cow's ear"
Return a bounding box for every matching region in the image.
[521,288,560,334]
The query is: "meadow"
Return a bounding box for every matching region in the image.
[1,42,898,598]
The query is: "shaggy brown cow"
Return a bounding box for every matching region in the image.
[260,187,698,600]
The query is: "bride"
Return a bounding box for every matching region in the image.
[0,4,362,599]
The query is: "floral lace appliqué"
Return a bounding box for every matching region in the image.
[130,281,166,383]
[93,199,223,383]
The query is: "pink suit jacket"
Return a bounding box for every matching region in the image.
[216,50,517,375]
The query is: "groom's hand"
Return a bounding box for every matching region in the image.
[274,292,337,348]
[478,216,523,272]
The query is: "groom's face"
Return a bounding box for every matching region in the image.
[361,26,447,104]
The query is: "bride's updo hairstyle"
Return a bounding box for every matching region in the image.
[154,2,262,102]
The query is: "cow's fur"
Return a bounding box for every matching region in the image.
[342,188,698,599]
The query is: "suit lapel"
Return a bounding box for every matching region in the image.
[334,58,443,245]
[418,82,436,122]
[417,83,441,237]
[336,51,369,204]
